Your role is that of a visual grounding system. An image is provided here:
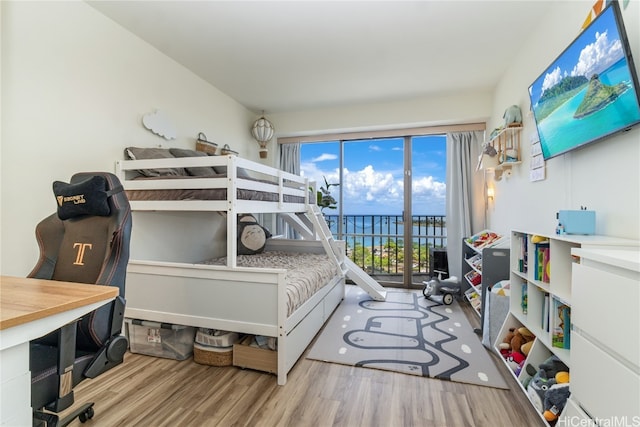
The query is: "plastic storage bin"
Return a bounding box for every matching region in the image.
[125,318,196,360]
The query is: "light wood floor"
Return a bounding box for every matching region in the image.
[60,302,544,427]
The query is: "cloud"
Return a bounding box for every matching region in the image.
[541,66,563,95]
[142,110,176,140]
[369,145,382,152]
[571,30,623,78]
[343,165,399,202]
[303,162,446,214]
[311,153,338,162]
[413,175,446,199]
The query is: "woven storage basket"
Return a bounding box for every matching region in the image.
[193,343,233,367]
[196,132,218,155]
[220,144,238,156]
[196,140,218,155]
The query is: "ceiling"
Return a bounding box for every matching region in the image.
[88,1,553,114]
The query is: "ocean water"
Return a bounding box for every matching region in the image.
[325,215,447,250]
[538,59,640,158]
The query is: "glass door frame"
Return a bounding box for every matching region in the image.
[402,136,414,288]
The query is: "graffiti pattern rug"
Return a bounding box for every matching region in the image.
[307,287,509,389]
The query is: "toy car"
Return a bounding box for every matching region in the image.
[423,274,460,305]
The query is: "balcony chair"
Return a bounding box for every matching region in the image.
[28,172,132,426]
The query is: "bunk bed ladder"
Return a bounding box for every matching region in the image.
[308,205,387,302]
[280,212,315,240]
[307,205,344,273]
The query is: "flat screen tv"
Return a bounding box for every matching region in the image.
[528,0,640,160]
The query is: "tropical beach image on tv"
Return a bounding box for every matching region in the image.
[528,1,640,160]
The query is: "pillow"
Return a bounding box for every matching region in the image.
[124,147,185,177]
[237,214,272,255]
[169,148,218,177]
[53,175,110,220]
[237,168,252,179]
[211,165,252,178]
[190,150,250,178]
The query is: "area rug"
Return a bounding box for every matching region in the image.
[307,287,509,389]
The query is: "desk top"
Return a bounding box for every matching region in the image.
[0,276,118,330]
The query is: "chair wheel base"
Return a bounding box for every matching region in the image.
[34,402,95,427]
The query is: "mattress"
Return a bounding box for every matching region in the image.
[201,251,339,316]
[125,176,305,203]
[125,187,304,202]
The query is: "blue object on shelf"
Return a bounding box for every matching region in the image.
[558,210,596,235]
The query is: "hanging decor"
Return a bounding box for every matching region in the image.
[251,114,275,159]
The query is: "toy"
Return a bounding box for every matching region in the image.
[503,104,523,126]
[543,382,571,423]
[504,351,525,374]
[499,327,534,356]
[512,327,534,355]
[422,274,461,305]
[520,340,533,356]
[526,355,570,415]
[498,328,516,350]
[537,355,569,379]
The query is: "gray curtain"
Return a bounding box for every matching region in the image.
[279,143,300,176]
[278,143,301,238]
[446,131,483,280]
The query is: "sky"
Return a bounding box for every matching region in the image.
[300,135,447,215]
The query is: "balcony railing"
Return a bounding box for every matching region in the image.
[323,214,447,276]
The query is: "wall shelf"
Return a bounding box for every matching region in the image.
[478,124,523,179]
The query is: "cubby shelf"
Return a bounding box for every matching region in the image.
[461,231,509,329]
[494,230,639,426]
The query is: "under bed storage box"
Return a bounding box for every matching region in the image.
[193,329,241,367]
[125,318,196,360]
[233,335,277,374]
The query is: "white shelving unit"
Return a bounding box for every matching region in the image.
[495,230,639,426]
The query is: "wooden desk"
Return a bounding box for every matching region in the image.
[0,276,118,426]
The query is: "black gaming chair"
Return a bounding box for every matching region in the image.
[28,172,132,426]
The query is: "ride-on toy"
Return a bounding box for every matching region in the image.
[423,271,461,305]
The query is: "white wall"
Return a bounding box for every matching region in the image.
[270,89,493,138]
[0,1,256,276]
[487,0,640,240]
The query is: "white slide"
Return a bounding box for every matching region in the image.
[343,257,387,301]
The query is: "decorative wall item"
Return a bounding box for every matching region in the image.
[251,115,275,159]
[529,131,546,182]
[220,144,238,156]
[142,110,176,140]
[195,132,218,154]
[503,105,522,127]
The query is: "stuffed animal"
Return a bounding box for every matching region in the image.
[538,355,569,379]
[543,382,571,423]
[504,351,525,373]
[526,355,570,414]
[237,214,272,255]
[498,328,516,351]
[499,327,534,356]
[503,105,522,126]
[512,327,534,355]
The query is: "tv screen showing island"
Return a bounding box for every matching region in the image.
[528,1,640,160]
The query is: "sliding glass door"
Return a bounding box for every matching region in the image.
[300,134,446,288]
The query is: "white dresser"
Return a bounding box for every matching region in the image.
[570,248,640,424]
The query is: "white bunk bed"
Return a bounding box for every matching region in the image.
[115,153,346,385]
